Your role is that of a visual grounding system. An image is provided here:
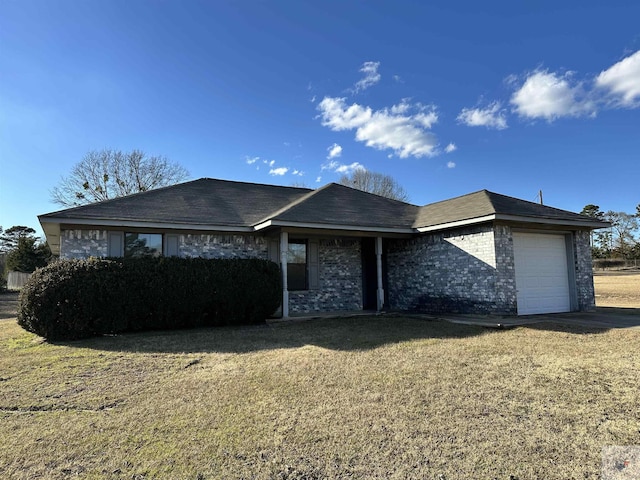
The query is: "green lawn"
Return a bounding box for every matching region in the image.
[1,314,639,479]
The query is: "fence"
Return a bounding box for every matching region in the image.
[7,271,31,291]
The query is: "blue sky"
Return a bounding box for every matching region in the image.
[2,0,639,237]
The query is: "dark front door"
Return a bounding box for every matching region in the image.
[362,237,377,310]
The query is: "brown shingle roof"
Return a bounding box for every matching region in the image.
[414,190,603,229]
[259,183,419,230]
[40,178,312,227]
[40,180,605,233]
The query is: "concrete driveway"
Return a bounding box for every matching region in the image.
[435,307,640,330]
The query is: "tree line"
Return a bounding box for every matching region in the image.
[0,226,51,289]
[580,203,640,259]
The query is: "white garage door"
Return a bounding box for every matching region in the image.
[513,233,571,315]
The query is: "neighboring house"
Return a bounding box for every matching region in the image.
[39,178,607,317]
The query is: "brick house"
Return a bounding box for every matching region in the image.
[39,178,606,317]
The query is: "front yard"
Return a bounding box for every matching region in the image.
[594,271,640,308]
[1,303,639,479]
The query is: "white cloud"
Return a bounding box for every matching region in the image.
[393,74,403,83]
[262,159,276,167]
[317,96,439,158]
[510,70,593,120]
[354,61,381,93]
[414,111,438,129]
[444,143,457,153]
[315,176,322,183]
[326,143,342,159]
[292,169,303,176]
[317,97,372,130]
[321,160,338,171]
[596,50,640,107]
[457,102,508,130]
[335,162,365,174]
[245,156,259,165]
[321,160,366,175]
[447,161,456,169]
[390,99,411,114]
[269,167,289,176]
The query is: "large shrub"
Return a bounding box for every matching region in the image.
[17,257,281,340]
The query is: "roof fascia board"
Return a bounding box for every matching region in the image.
[40,217,254,233]
[416,215,496,232]
[494,214,609,228]
[416,214,608,232]
[254,219,415,234]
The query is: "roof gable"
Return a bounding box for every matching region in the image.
[257,183,419,230]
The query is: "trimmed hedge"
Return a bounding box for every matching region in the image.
[17,257,282,340]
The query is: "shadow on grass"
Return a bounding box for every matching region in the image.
[520,322,612,335]
[496,307,640,335]
[43,308,640,353]
[534,307,640,334]
[596,306,640,316]
[51,315,492,354]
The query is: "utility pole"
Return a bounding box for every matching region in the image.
[539,190,543,205]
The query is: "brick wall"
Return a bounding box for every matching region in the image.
[178,234,268,259]
[59,226,596,315]
[387,225,517,314]
[60,231,268,260]
[493,225,518,314]
[573,230,596,311]
[386,224,598,315]
[289,238,362,314]
[60,230,108,259]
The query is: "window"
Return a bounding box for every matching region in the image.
[287,240,307,290]
[124,233,163,258]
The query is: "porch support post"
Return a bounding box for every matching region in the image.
[280,231,289,318]
[375,236,384,311]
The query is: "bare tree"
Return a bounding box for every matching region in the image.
[604,211,639,258]
[338,169,409,202]
[51,149,190,207]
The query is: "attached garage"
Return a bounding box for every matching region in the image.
[513,232,572,315]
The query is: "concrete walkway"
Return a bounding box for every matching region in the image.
[433,307,640,329]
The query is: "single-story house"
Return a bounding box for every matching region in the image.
[39,178,607,317]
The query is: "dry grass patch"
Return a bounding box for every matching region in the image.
[594,271,640,308]
[1,315,639,479]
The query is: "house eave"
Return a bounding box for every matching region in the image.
[254,219,416,235]
[415,215,497,232]
[415,214,609,233]
[38,216,254,233]
[494,214,609,229]
[39,220,62,256]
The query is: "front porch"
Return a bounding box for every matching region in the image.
[274,232,390,318]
